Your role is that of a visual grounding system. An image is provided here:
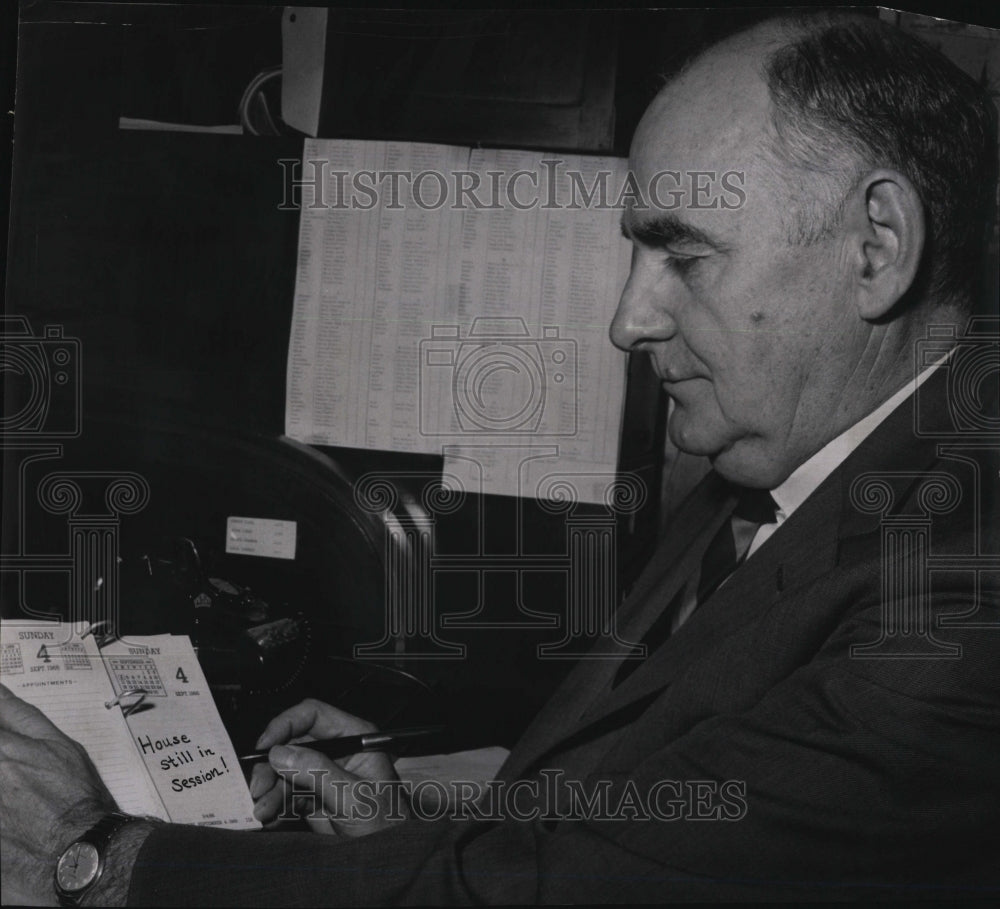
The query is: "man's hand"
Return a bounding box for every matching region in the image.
[0,683,117,906]
[250,698,409,838]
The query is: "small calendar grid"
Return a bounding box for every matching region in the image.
[107,656,167,697]
[59,643,92,670]
[1,643,24,675]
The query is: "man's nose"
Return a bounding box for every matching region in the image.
[608,260,678,352]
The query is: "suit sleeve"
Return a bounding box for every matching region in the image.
[127,585,1000,906]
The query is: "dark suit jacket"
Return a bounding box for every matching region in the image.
[128,365,1000,904]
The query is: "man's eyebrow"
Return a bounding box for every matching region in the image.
[620,214,721,250]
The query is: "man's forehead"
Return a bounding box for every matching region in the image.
[619,46,775,244]
[629,40,773,175]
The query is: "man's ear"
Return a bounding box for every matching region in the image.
[844,169,925,320]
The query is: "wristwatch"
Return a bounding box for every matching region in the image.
[53,811,135,907]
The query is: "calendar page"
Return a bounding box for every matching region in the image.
[0,620,166,818]
[100,635,260,829]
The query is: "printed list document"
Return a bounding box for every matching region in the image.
[285,139,631,503]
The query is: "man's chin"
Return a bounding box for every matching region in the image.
[666,413,728,460]
[668,418,783,488]
[709,443,794,489]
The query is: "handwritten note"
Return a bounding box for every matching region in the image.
[101,635,259,829]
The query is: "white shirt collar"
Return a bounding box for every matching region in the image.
[769,354,946,523]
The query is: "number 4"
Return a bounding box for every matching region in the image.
[176,666,189,683]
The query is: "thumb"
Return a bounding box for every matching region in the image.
[0,684,65,739]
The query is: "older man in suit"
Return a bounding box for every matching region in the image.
[2,11,998,905]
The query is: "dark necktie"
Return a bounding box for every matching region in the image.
[613,487,777,687]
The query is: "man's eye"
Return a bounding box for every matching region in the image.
[664,255,698,275]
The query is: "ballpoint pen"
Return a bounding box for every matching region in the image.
[237,725,445,764]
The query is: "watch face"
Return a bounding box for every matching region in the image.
[56,842,100,892]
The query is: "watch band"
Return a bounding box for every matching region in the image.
[54,811,135,908]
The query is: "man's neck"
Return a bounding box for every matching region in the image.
[773,348,949,519]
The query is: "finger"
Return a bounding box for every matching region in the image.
[0,726,50,760]
[254,700,322,750]
[251,775,335,827]
[294,794,334,834]
[0,686,67,740]
[304,813,336,836]
[251,780,287,825]
[255,699,373,750]
[253,747,345,825]
[0,720,101,788]
[249,762,277,800]
[269,744,356,816]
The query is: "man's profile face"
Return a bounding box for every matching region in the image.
[611,40,864,488]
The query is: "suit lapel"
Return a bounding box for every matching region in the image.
[498,471,732,779]
[501,364,957,781]
[590,475,842,718]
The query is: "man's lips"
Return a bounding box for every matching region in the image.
[658,374,707,402]
[650,362,700,384]
[657,370,701,384]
